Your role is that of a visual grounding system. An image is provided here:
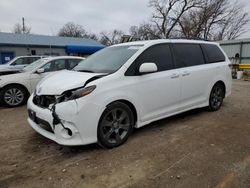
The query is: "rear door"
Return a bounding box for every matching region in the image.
[171,43,212,110]
[125,44,181,123]
[10,57,30,69]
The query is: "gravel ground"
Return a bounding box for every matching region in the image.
[0,80,249,188]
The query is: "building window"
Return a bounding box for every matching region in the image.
[31,50,36,55]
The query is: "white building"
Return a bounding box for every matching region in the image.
[0,32,105,64]
[219,39,250,64]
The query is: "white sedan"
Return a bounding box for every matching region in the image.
[0,56,45,74]
[0,56,84,107]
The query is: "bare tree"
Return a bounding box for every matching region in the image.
[58,22,88,38]
[13,23,31,34]
[58,22,98,39]
[215,2,250,40]
[130,24,161,40]
[178,0,249,40]
[99,30,124,46]
[58,22,98,40]
[148,0,203,38]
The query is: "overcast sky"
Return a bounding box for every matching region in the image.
[0,0,250,38]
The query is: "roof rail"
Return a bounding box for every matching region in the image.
[120,35,141,43]
[169,37,211,41]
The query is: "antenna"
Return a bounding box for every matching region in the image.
[22,17,25,34]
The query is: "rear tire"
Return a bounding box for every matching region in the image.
[0,85,29,107]
[208,83,224,111]
[97,102,134,149]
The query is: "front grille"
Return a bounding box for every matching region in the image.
[28,109,54,133]
[33,95,56,108]
[36,117,54,133]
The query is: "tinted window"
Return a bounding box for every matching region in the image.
[133,44,174,74]
[201,44,225,63]
[28,57,40,64]
[172,44,205,68]
[67,59,81,70]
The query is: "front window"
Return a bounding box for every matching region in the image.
[11,57,27,65]
[42,59,66,72]
[23,59,48,72]
[74,45,142,73]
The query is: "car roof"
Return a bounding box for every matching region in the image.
[14,56,45,58]
[41,56,84,61]
[113,39,219,47]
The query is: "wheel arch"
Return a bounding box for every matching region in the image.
[1,83,30,96]
[213,80,226,98]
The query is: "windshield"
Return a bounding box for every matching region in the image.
[22,59,48,72]
[6,57,19,65]
[74,45,142,73]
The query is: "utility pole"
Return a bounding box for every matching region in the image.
[22,17,25,34]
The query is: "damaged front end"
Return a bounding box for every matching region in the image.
[30,74,107,140]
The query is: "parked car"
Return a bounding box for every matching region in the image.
[0,56,46,74]
[0,56,84,107]
[27,40,232,148]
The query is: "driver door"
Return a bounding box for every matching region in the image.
[29,59,67,93]
[125,44,181,123]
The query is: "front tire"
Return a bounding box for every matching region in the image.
[97,102,134,149]
[208,83,224,111]
[0,85,28,107]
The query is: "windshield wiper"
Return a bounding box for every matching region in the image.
[77,70,94,73]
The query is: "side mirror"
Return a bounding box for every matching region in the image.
[139,63,158,74]
[36,68,45,74]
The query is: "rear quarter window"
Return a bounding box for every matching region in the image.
[201,44,225,63]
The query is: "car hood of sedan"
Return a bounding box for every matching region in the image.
[0,65,12,71]
[36,70,105,95]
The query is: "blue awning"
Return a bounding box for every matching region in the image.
[65,45,105,54]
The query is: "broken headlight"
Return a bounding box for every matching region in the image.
[62,85,96,102]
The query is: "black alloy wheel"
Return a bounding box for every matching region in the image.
[0,85,28,107]
[98,102,134,148]
[209,83,224,111]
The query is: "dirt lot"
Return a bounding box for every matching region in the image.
[0,80,250,188]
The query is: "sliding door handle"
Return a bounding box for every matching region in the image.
[171,73,180,79]
[182,70,190,76]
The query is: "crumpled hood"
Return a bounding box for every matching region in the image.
[36,70,103,95]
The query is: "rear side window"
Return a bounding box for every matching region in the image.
[67,59,82,70]
[134,44,174,74]
[201,44,225,63]
[28,57,40,64]
[172,44,205,68]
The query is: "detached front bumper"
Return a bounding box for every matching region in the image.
[27,94,102,146]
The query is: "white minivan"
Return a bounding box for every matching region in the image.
[27,39,232,148]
